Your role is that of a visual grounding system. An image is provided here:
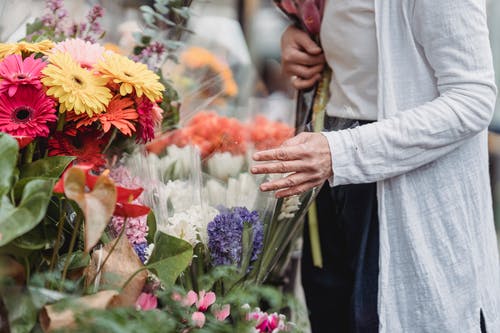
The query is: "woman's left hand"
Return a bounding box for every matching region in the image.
[251,132,333,198]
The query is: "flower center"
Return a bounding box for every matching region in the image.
[72,75,84,86]
[124,71,133,78]
[15,73,28,80]
[13,106,33,123]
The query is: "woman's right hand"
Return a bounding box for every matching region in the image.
[281,25,326,90]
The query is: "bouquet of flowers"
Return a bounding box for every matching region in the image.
[0,1,308,332]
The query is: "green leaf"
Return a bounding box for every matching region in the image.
[146,232,193,286]
[55,251,90,272]
[3,288,37,333]
[19,156,74,179]
[146,211,157,244]
[11,220,58,250]
[0,179,54,247]
[0,133,19,198]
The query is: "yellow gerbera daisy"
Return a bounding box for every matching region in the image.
[97,52,164,102]
[41,52,112,116]
[0,40,55,60]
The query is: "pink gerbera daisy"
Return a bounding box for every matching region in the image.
[0,54,46,97]
[0,86,57,137]
[52,38,106,69]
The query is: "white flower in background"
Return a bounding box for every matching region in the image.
[162,145,199,180]
[226,173,259,210]
[203,173,260,210]
[162,205,218,246]
[204,178,228,208]
[277,195,301,221]
[165,179,196,213]
[206,152,245,180]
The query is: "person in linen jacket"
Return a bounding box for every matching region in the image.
[251,0,500,332]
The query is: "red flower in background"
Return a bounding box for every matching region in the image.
[249,115,294,151]
[48,132,106,170]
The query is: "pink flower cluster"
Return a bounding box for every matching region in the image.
[173,290,230,328]
[246,307,290,333]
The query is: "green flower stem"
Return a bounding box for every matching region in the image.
[307,201,323,268]
[56,112,66,132]
[102,128,117,156]
[60,213,83,291]
[306,65,332,269]
[120,267,149,291]
[22,141,36,165]
[49,198,66,272]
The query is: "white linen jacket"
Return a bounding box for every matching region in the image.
[322,0,500,331]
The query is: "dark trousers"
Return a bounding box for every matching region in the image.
[302,181,379,333]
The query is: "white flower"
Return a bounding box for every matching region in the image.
[206,152,245,180]
[160,145,200,180]
[277,195,301,221]
[162,205,218,246]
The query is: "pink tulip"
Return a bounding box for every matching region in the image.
[135,292,158,311]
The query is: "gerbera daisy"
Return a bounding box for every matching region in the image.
[41,52,112,116]
[70,95,138,136]
[0,86,57,137]
[48,132,106,169]
[97,52,164,102]
[0,54,46,97]
[52,38,106,70]
[0,40,55,60]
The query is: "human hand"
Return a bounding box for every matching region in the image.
[250,132,332,198]
[281,25,325,90]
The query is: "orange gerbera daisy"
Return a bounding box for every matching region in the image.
[69,95,138,136]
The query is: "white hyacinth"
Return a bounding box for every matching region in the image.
[161,205,218,246]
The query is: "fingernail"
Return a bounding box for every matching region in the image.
[251,167,257,173]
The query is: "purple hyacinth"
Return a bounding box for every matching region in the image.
[134,242,149,263]
[207,206,264,267]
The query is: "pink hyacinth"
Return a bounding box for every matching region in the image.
[0,54,46,97]
[110,215,148,245]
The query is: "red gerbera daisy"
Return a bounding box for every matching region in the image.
[0,86,57,137]
[0,54,46,97]
[48,132,106,170]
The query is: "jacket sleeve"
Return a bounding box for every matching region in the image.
[323,0,497,186]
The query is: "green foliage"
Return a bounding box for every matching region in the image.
[19,156,74,179]
[135,0,193,56]
[0,178,55,247]
[72,308,176,333]
[0,133,18,198]
[147,232,193,286]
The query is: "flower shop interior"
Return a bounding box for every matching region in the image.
[1,1,500,333]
